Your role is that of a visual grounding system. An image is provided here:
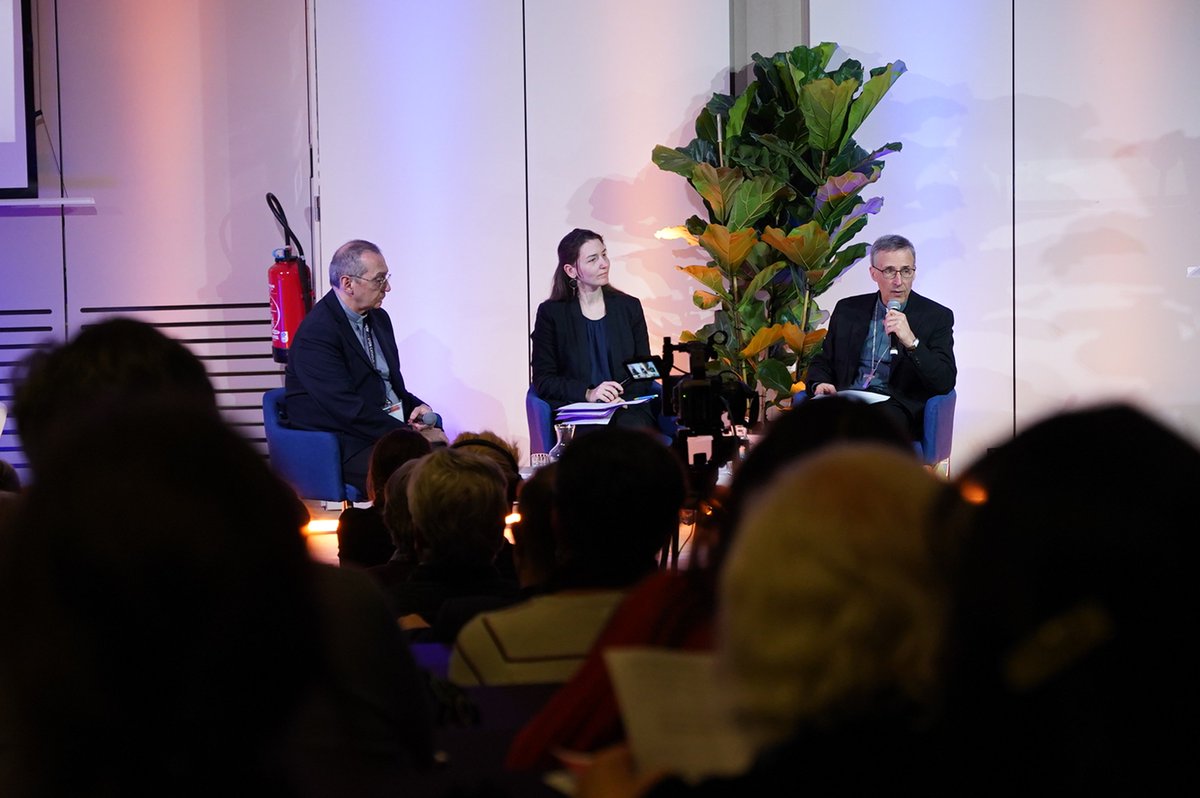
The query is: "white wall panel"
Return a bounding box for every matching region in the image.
[311,0,528,453]
[811,0,1015,470]
[56,0,311,312]
[1014,0,1200,442]
[523,0,730,385]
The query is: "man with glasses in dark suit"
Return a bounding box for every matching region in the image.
[805,234,956,439]
[285,239,435,494]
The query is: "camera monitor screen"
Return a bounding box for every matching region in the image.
[623,357,663,381]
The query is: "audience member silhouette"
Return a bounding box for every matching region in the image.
[11,317,218,473]
[0,402,322,796]
[450,430,525,583]
[1,318,436,797]
[935,403,1200,793]
[429,461,561,644]
[450,427,687,686]
[576,443,951,796]
[507,395,916,771]
[337,427,432,568]
[366,458,425,590]
[380,447,517,628]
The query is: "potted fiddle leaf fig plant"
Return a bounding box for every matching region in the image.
[653,42,906,414]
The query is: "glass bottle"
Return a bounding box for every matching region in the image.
[548,423,576,461]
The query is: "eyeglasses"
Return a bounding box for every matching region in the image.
[349,272,391,287]
[871,265,916,280]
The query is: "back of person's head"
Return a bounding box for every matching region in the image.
[367,428,432,505]
[938,402,1200,790]
[12,317,217,472]
[382,458,423,562]
[713,396,915,568]
[718,443,948,756]
[0,399,320,795]
[451,431,523,503]
[554,427,687,585]
[407,447,508,567]
[511,462,560,588]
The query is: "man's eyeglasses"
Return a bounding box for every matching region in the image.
[349,272,391,287]
[871,265,916,280]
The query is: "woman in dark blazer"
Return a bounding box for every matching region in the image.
[530,228,657,429]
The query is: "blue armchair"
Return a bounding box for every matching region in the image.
[262,387,365,504]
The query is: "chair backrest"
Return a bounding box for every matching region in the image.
[920,388,956,476]
[525,387,555,455]
[262,388,362,502]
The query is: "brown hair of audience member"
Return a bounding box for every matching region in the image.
[366,427,432,505]
[510,461,560,589]
[450,430,523,503]
[381,458,423,563]
[554,426,687,587]
[12,317,218,472]
[718,443,949,756]
[0,400,320,796]
[407,447,509,567]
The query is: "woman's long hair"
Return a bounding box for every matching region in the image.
[548,228,627,301]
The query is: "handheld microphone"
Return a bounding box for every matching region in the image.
[419,411,438,427]
[886,299,902,355]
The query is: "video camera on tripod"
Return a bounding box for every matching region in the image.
[659,331,759,476]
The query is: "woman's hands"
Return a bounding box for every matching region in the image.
[585,380,625,403]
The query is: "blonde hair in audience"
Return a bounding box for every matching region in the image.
[717,443,946,753]
[407,447,508,565]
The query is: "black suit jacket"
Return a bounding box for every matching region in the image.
[530,290,653,408]
[806,290,956,422]
[284,291,424,455]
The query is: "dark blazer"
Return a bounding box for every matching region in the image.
[284,291,424,455]
[530,290,653,408]
[806,290,956,422]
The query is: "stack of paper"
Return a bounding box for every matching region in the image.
[554,394,654,425]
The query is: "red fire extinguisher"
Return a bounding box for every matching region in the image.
[266,193,314,363]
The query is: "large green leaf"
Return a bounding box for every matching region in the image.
[739,261,787,308]
[651,145,698,178]
[692,290,722,310]
[837,60,907,153]
[750,132,822,187]
[698,224,759,273]
[691,163,744,224]
[727,82,758,140]
[799,76,859,153]
[787,42,838,83]
[755,358,796,395]
[727,174,788,230]
[761,222,831,268]
[812,242,868,293]
[813,167,880,216]
[677,264,729,298]
[829,196,883,251]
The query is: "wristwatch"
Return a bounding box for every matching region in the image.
[905,338,920,352]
